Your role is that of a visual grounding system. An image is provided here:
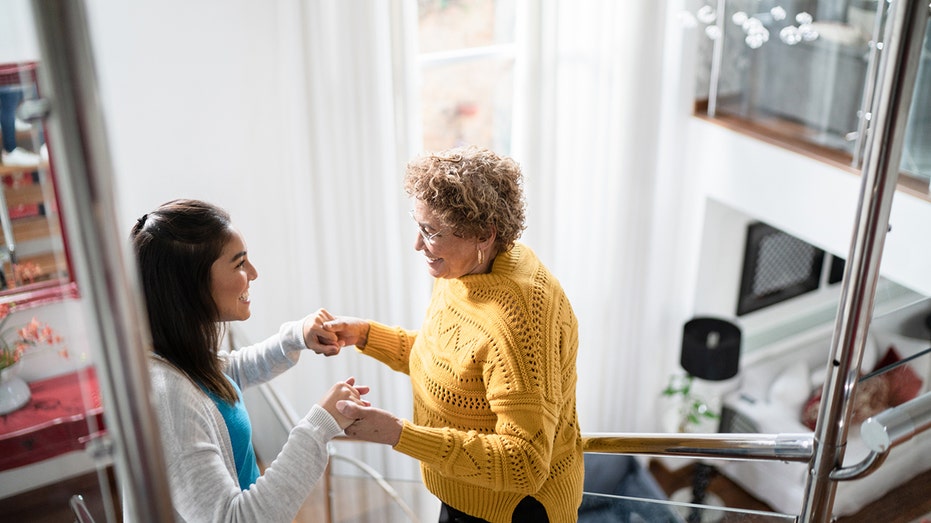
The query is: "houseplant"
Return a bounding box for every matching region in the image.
[661,373,720,433]
[0,302,65,414]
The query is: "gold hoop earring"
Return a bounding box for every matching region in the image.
[477,248,484,266]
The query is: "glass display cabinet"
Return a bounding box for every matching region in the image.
[0,60,77,305]
[690,0,931,188]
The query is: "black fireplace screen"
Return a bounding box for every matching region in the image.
[737,222,826,316]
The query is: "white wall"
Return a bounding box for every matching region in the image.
[84,1,306,344]
[688,118,931,301]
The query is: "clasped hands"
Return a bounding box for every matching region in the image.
[305,309,402,446]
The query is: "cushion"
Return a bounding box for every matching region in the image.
[769,360,811,414]
[799,346,922,430]
[876,345,925,404]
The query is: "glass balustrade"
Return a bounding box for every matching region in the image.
[691,0,931,188]
[294,457,801,522]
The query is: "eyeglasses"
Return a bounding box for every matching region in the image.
[409,209,446,245]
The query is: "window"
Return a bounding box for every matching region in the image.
[416,0,517,153]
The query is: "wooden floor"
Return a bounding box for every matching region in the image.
[650,460,931,523]
[649,460,774,514]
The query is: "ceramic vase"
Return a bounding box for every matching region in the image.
[0,361,31,415]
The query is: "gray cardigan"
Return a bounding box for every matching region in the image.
[139,319,342,522]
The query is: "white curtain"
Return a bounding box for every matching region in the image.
[512,0,704,433]
[267,0,431,481]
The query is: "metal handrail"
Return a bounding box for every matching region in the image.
[581,388,931,487]
[861,388,931,453]
[799,0,930,520]
[582,432,813,462]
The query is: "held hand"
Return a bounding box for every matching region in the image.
[322,316,371,349]
[305,310,371,353]
[303,309,341,356]
[336,401,403,446]
[319,377,371,430]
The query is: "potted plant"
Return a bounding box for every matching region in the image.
[0,303,65,414]
[662,373,720,433]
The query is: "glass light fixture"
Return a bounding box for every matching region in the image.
[688,1,819,48]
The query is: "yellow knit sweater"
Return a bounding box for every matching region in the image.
[361,243,583,523]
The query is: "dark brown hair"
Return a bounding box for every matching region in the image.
[130,199,238,403]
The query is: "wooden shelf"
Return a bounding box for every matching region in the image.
[4,182,44,208]
[0,163,47,176]
[0,216,58,245]
[692,100,931,204]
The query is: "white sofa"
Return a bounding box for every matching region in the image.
[717,299,931,517]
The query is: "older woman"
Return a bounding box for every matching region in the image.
[310,146,584,523]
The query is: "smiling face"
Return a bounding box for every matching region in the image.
[210,228,258,322]
[411,199,492,279]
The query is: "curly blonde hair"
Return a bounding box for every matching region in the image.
[404,145,526,252]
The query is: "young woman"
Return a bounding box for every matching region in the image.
[130,198,368,522]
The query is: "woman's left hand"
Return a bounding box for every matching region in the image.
[303,308,341,356]
[319,377,371,430]
[336,401,403,446]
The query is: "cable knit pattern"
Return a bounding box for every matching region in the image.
[361,243,583,523]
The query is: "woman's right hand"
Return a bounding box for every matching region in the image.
[304,309,371,353]
[319,377,370,430]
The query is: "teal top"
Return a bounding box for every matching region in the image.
[201,377,260,490]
